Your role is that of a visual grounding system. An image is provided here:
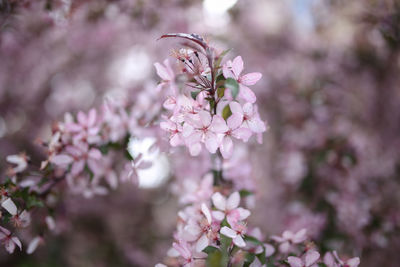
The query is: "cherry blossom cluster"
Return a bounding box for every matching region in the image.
[154,34,360,267]
[0,97,153,255]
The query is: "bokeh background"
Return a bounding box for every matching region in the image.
[1,0,400,266]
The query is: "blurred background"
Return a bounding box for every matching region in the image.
[1,0,400,266]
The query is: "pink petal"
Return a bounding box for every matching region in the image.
[5,239,16,254]
[293,228,307,243]
[347,258,360,267]
[2,198,17,216]
[211,115,229,133]
[71,160,85,175]
[239,84,256,103]
[205,133,219,154]
[226,192,240,210]
[201,203,212,224]
[287,256,303,267]
[237,207,251,220]
[51,154,73,166]
[305,251,320,267]
[232,56,244,77]
[212,210,225,221]
[77,111,87,125]
[232,127,252,142]
[188,143,202,156]
[88,149,102,160]
[220,136,233,159]
[229,101,244,115]
[154,61,172,81]
[87,108,97,127]
[223,62,236,79]
[212,192,226,211]
[240,72,262,86]
[248,118,267,133]
[196,234,209,252]
[220,226,237,238]
[199,111,212,127]
[233,235,246,248]
[27,236,42,254]
[227,113,243,130]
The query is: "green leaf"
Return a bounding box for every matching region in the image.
[318,263,328,267]
[207,250,223,267]
[203,246,220,254]
[244,252,256,267]
[244,235,264,246]
[217,87,226,98]
[26,195,44,209]
[239,189,254,198]
[225,78,239,99]
[222,104,232,120]
[191,90,200,100]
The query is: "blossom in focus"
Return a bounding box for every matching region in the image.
[223,56,262,103]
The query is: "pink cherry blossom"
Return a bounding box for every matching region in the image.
[229,101,267,135]
[222,56,262,103]
[211,191,250,224]
[324,251,360,267]
[271,228,307,253]
[154,59,176,94]
[288,250,320,267]
[0,226,22,254]
[212,112,252,158]
[182,111,221,156]
[220,222,247,248]
[65,108,101,145]
[11,210,31,228]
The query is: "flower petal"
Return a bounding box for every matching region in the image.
[220,226,237,238]
[212,192,226,211]
[240,72,262,86]
[2,198,17,216]
[226,192,240,210]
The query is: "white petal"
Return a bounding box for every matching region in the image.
[2,198,17,216]
[226,192,240,210]
[233,235,246,248]
[347,257,360,267]
[212,192,226,211]
[220,226,237,238]
[305,251,320,266]
[212,210,225,221]
[201,203,212,224]
[196,234,209,252]
[27,236,42,254]
[287,256,303,267]
[237,207,251,220]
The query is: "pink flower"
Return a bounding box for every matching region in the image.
[323,251,360,267]
[1,197,17,216]
[288,250,320,267]
[182,111,220,156]
[160,118,184,147]
[223,56,262,103]
[220,222,247,248]
[0,226,22,254]
[271,228,307,253]
[154,59,176,94]
[172,240,199,267]
[229,102,267,135]
[65,108,101,145]
[11,210,31,228]
[211,191,250,224]
[64,143,102,176]
[183,203,216,252]
[212,112,252,158]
